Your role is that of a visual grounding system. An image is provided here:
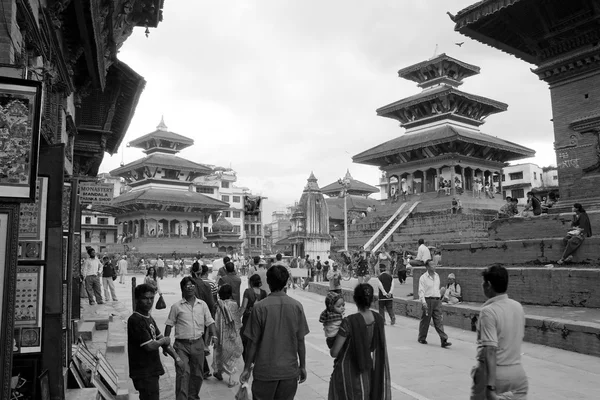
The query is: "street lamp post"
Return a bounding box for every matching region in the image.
[338,177,351,251]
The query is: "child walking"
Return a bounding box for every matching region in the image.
[319,291,345,348]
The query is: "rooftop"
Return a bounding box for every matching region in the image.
[110,153,212,176]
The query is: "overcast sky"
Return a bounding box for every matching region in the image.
[99,0,555,223]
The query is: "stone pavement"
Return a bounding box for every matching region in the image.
[82,274,600,400]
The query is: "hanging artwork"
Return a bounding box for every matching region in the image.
[0,77,42,202]
[14,265,44,354]
[18,176,47,262]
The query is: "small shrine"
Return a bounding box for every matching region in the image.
[98,118,229,254]
[353,54,535,204]
[204,216,244,254]
[321,170,378,197]
[286,173,331,259]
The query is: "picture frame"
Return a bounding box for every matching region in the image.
[18,176,48,262]
[13,265,44,354]
[0,203,20,400]
[0,77,42,202]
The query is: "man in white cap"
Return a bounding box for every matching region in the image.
[442,273,462,304]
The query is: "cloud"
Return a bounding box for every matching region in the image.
[100,0,556,222]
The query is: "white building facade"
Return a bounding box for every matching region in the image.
[501,163,559,199]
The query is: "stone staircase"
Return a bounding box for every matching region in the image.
[364,201,420,252]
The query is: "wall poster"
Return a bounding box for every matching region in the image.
[18,176,47,262]
[13,265,43,353]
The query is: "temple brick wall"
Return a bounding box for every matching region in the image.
[442,237,600,266]
[412,267,600,308]
[551,72,600,202]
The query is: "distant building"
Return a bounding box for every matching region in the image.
[80,211,119,254]
[194,168,265,256]
[502,163,559,200]
[265,206,294,254]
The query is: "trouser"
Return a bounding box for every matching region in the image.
[562,235,584,259]
[418,298,448,342]
[410,260,426,267]
[132,376,160,400]
[470,361,528,400]
[84,275,103,304]
[315,270,322,281]
[119,269,127,284]
[102,277,118,301]
[397,270,407,283]
[323,270,329,281]
[378,299,395,324]
[173,339,205,400]
[252,378,298,400]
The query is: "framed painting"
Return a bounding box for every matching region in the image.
[0,204,20,400]
[18,176,47,262]
[0,77,42,202]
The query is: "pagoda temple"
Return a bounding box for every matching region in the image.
[204,216,244,254]
[99,119,229,254]
[321,170,379,197]
[286,173,331,259]
[353,54,535,205]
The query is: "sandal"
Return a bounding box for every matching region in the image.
[213,371,223,381]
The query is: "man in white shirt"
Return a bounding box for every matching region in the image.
[470,265,528,399]
[409,238,431,267]
[81,247,104,305]
[418,260,451,347]
[118,255,128,284]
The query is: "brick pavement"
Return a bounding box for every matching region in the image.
[83,274,600,400]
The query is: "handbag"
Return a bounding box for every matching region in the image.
[155,294,166,310]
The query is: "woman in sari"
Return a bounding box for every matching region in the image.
[328,284,391,400]
[212,284,243,387]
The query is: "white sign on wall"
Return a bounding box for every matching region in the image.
[79,183,114,204]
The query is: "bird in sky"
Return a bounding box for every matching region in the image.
[455,42,465,47]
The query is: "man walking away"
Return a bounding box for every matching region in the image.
[118,255,128,284]
[250,256,270,295]
[81,248,104,305]
[217,262,242,305]
[377,264,395,325]
[240,265,309,399]
[315,256,322,282]
[470,265,528,399]
[128,284,181,400]
[164,277,216,400]
[418,260,451,348]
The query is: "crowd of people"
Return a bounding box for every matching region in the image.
[114,201,594,400]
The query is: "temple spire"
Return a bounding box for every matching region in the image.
[157,115,168,131]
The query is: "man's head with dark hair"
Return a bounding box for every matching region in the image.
[317,256,320,260]
[225,261,235,273]
[223,256,231,264]
[511,198,518,204]
[134,283,156,300]
[134,284,156,313]
[276,253,283,261]
[201,264,209,277]
[505,196,512,202]
[526,191,533,198]
[253,256,261,265]
[180,276,196,292]
[191,262,201,277]
[481,264,509,297]
[248,273,262,288]
[418,238,425,245]
[266,265,289,292]
[305,254,310,259]
[218,284,233,300]
[573,203,585,213]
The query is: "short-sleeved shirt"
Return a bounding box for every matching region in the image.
[244,291,309,381]
[165,298,215,340]
[127,312,165,380]
[476,294,525,366]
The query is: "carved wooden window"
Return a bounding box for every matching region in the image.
[43,88,63,143]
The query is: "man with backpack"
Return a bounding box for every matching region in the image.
[315,256,323,282]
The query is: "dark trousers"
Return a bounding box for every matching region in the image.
[173,339,205,400]
[562,235,584,259]
[378,299,395,324]
[132,376,160,400]
[418,298,448,342]
[84,275,103,304]
[252,378,298,400]
[397,270,407,283]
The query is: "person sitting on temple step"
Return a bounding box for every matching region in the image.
[557,203,592,265]
[520,191,542,217]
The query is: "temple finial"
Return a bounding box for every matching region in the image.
[157,115,168,131]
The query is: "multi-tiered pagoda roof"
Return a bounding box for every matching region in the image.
[354,53,534,167]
